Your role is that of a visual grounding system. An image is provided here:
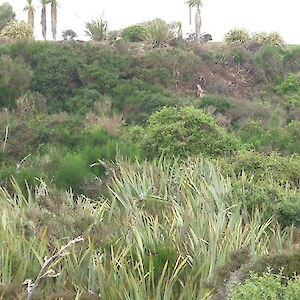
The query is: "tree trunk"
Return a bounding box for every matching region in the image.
[195,6,201,43]
[41,5,46,40]
[51,3,57,40]
[28,7,34,30]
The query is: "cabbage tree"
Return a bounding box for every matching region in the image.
[23,0,35,30]
[186,0,203,43]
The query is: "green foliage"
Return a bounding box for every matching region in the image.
[0,55,33,108]
[77,44,128,95]
[139,106,243,158]
[62,29,77,41]
[0,2,15,31]
[283,46,300,73]
[224,29,286,50]
[30,43,82,110]
[238,121,270,149]
[228,269,300,300]
[274,73,300,95]
[52,152,90,193]
[85,17,108,42]
[143,18,174,46]
[252,31,286,49]
[112,78,178,123]
[0,157,296,298]
[253,45,285,82]
[0,21,33,40]
[226,151,300,187]
[224,28,251,44]
[199,94,232,114]
[121,25,146,42]
[65,88,103,115]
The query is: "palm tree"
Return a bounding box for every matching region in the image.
[49,0,58,40]
[186,0,203,43]
[23,0,35,30]
[40,0,48,40]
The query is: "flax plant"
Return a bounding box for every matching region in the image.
[0,157,296,298]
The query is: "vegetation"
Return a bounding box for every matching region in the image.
[186,0,203,43]
[0,2,299,298]
[121,25,146,42]
[0,2,15,31]
[85,17,108,42]
[224,28,286,48]
[0,158,298,298]
[0,20,34,39]
[224,28,251,44]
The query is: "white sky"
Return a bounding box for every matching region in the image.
[2,0,300,44]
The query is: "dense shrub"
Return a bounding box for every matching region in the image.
[0,55,32,107]
[252,46,285,82]
[65,88,104,115]
[30,43,83,110]
[198,94,232,114]
[224,151,300,187]
[274,72,300,95]
[138,106,243,158]
[85,17,108,41]
[0,2,15,31]
[252,31,286,49]
[78,46,128,95]
[143,18,173,46]
[228,269,300,300]
[121,25,146,42]
[0,21,33,40]
[112,78,178,123]
[224,28,251,44]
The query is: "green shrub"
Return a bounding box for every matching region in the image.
[140,106,243,158]
[0,55,32,108]
[252,31,286,49]
[52,152,90,193]
[274,73,300,95]
[238,120,271,149]
[85,17,108,41]
[0,21,33,40]
[283,46,300,73]
[65,88,104,115]
[143,18,173,46]
[112,78,178,123]
[199,94,232,114]
[29,113,84,149]
[30,43,83,111]
[225,151,300,187]
[228,269,300,300]
[224,28,251,44]
[0,2,15,31]
[121,25,146,42]
[253,46,285,82]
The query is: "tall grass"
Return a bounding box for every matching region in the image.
[0,157,295,298]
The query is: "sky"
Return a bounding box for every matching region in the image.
[2,0,300,44]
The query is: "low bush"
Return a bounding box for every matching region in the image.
[252,31,286,49]
[228,269,300,300]
[224,28,251,44]
[0,20,33,40]
[143,18,173,46]
[0,55,32,108]
[138,106,243,158]
[252,45,285,82]
[121,25,146,42]
[224,151,300,187]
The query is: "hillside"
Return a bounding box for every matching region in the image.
[0,39,300,299]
